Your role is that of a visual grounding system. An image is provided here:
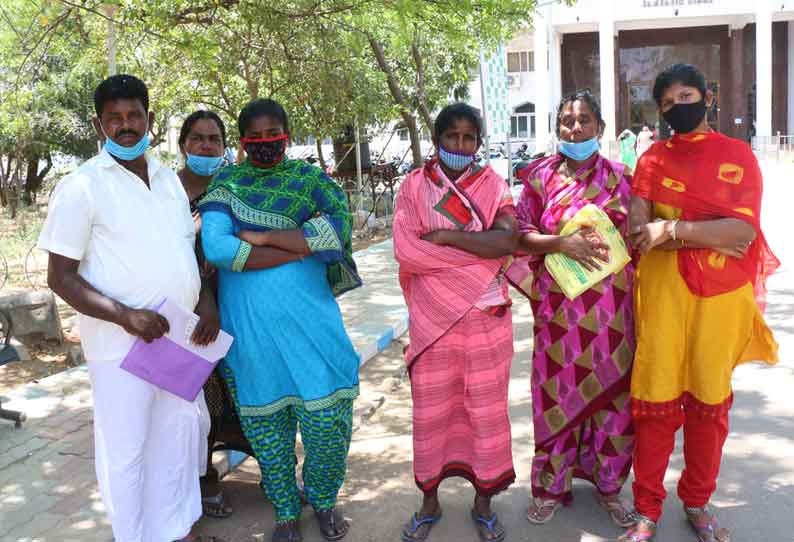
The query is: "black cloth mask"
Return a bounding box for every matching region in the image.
[663,99,707,134]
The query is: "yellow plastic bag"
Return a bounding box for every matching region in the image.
[544,204,631,300]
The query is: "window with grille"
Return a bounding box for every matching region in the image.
[507,51,534,73]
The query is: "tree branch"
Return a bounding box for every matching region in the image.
[411,29,434,135]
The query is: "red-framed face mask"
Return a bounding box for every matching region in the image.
[240,134,289,166]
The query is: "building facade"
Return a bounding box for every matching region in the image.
[469,0,794,153]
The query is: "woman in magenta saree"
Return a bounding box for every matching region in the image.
[508,90,636,528]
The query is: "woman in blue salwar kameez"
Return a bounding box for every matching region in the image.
[199,98,361,542]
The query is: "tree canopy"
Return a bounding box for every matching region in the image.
[0,0,537,208]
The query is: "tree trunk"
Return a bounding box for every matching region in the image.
[411,33,434,135]
[404,116,423,168]
[0,155,9,207]
[150,114,168,148]
[315,135,327,170]
[24,152,52,205]
[367,35,424,167]
[9,161,22,219]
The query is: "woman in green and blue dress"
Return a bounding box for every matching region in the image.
[199,98,361,542]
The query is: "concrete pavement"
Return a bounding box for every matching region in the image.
[1,160,792,542]
[0,239,408,542]
[197,271,794,542]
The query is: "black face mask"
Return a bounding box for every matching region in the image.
[241,135,288,166]
[662,99,707,134]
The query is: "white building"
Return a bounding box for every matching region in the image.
[469,0,794,154]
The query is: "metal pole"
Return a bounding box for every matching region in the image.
[354,120,363,215]
[506,134,513,187]
[478,48,490,165]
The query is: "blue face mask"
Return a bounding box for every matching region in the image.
[558,137,600,161]
[438,146,477,171]
[186,154,224,177]
[100,122,150,161]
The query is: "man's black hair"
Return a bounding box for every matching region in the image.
[94,74,149,117]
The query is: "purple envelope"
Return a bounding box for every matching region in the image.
[120,298,233,402]
[120,337,218,402]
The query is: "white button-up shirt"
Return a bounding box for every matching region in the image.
[38,149,201,361]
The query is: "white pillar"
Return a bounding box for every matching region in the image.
[534,12,550,152]
[788,21,794,134]
[755,1,773,138]
[598,2,616,143]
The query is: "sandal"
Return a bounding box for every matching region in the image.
[315,507,349,541]
[526,497,562,524]
[596,493,638,527]
[685,506,731,542]
[617,517,657,542]
[272,520,302,542]
[202,492,233,519]
[401,510,442,542]
[471,509,505,542]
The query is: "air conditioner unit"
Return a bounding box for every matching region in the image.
[507,74,520,88]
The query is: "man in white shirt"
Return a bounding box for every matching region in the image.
[38,74,221,542]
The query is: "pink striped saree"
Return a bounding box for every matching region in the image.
[393,159,516,495]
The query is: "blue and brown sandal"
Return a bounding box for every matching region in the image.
[618,516,657,542]
[470,509,505,542]
[685,506,731,542]
[401,509,442,542]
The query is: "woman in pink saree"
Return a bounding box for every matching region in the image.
[508,90,637,529]
[393,103,518,542]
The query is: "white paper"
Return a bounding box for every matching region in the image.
[159,298,234,362]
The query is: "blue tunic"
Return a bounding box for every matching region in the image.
[201,210,360,417]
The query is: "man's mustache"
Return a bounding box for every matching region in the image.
[115,130,141,139]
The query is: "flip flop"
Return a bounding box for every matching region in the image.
[526,497,562,524]
[401,510,442,542]
[470,509,505,542]
[596,493,638,528]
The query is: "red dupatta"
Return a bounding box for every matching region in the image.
[632,131,779,310]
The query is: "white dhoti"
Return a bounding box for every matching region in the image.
[88,359,211,542]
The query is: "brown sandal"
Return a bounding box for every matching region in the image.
[597,493,638,527]
[526,497,562,524]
